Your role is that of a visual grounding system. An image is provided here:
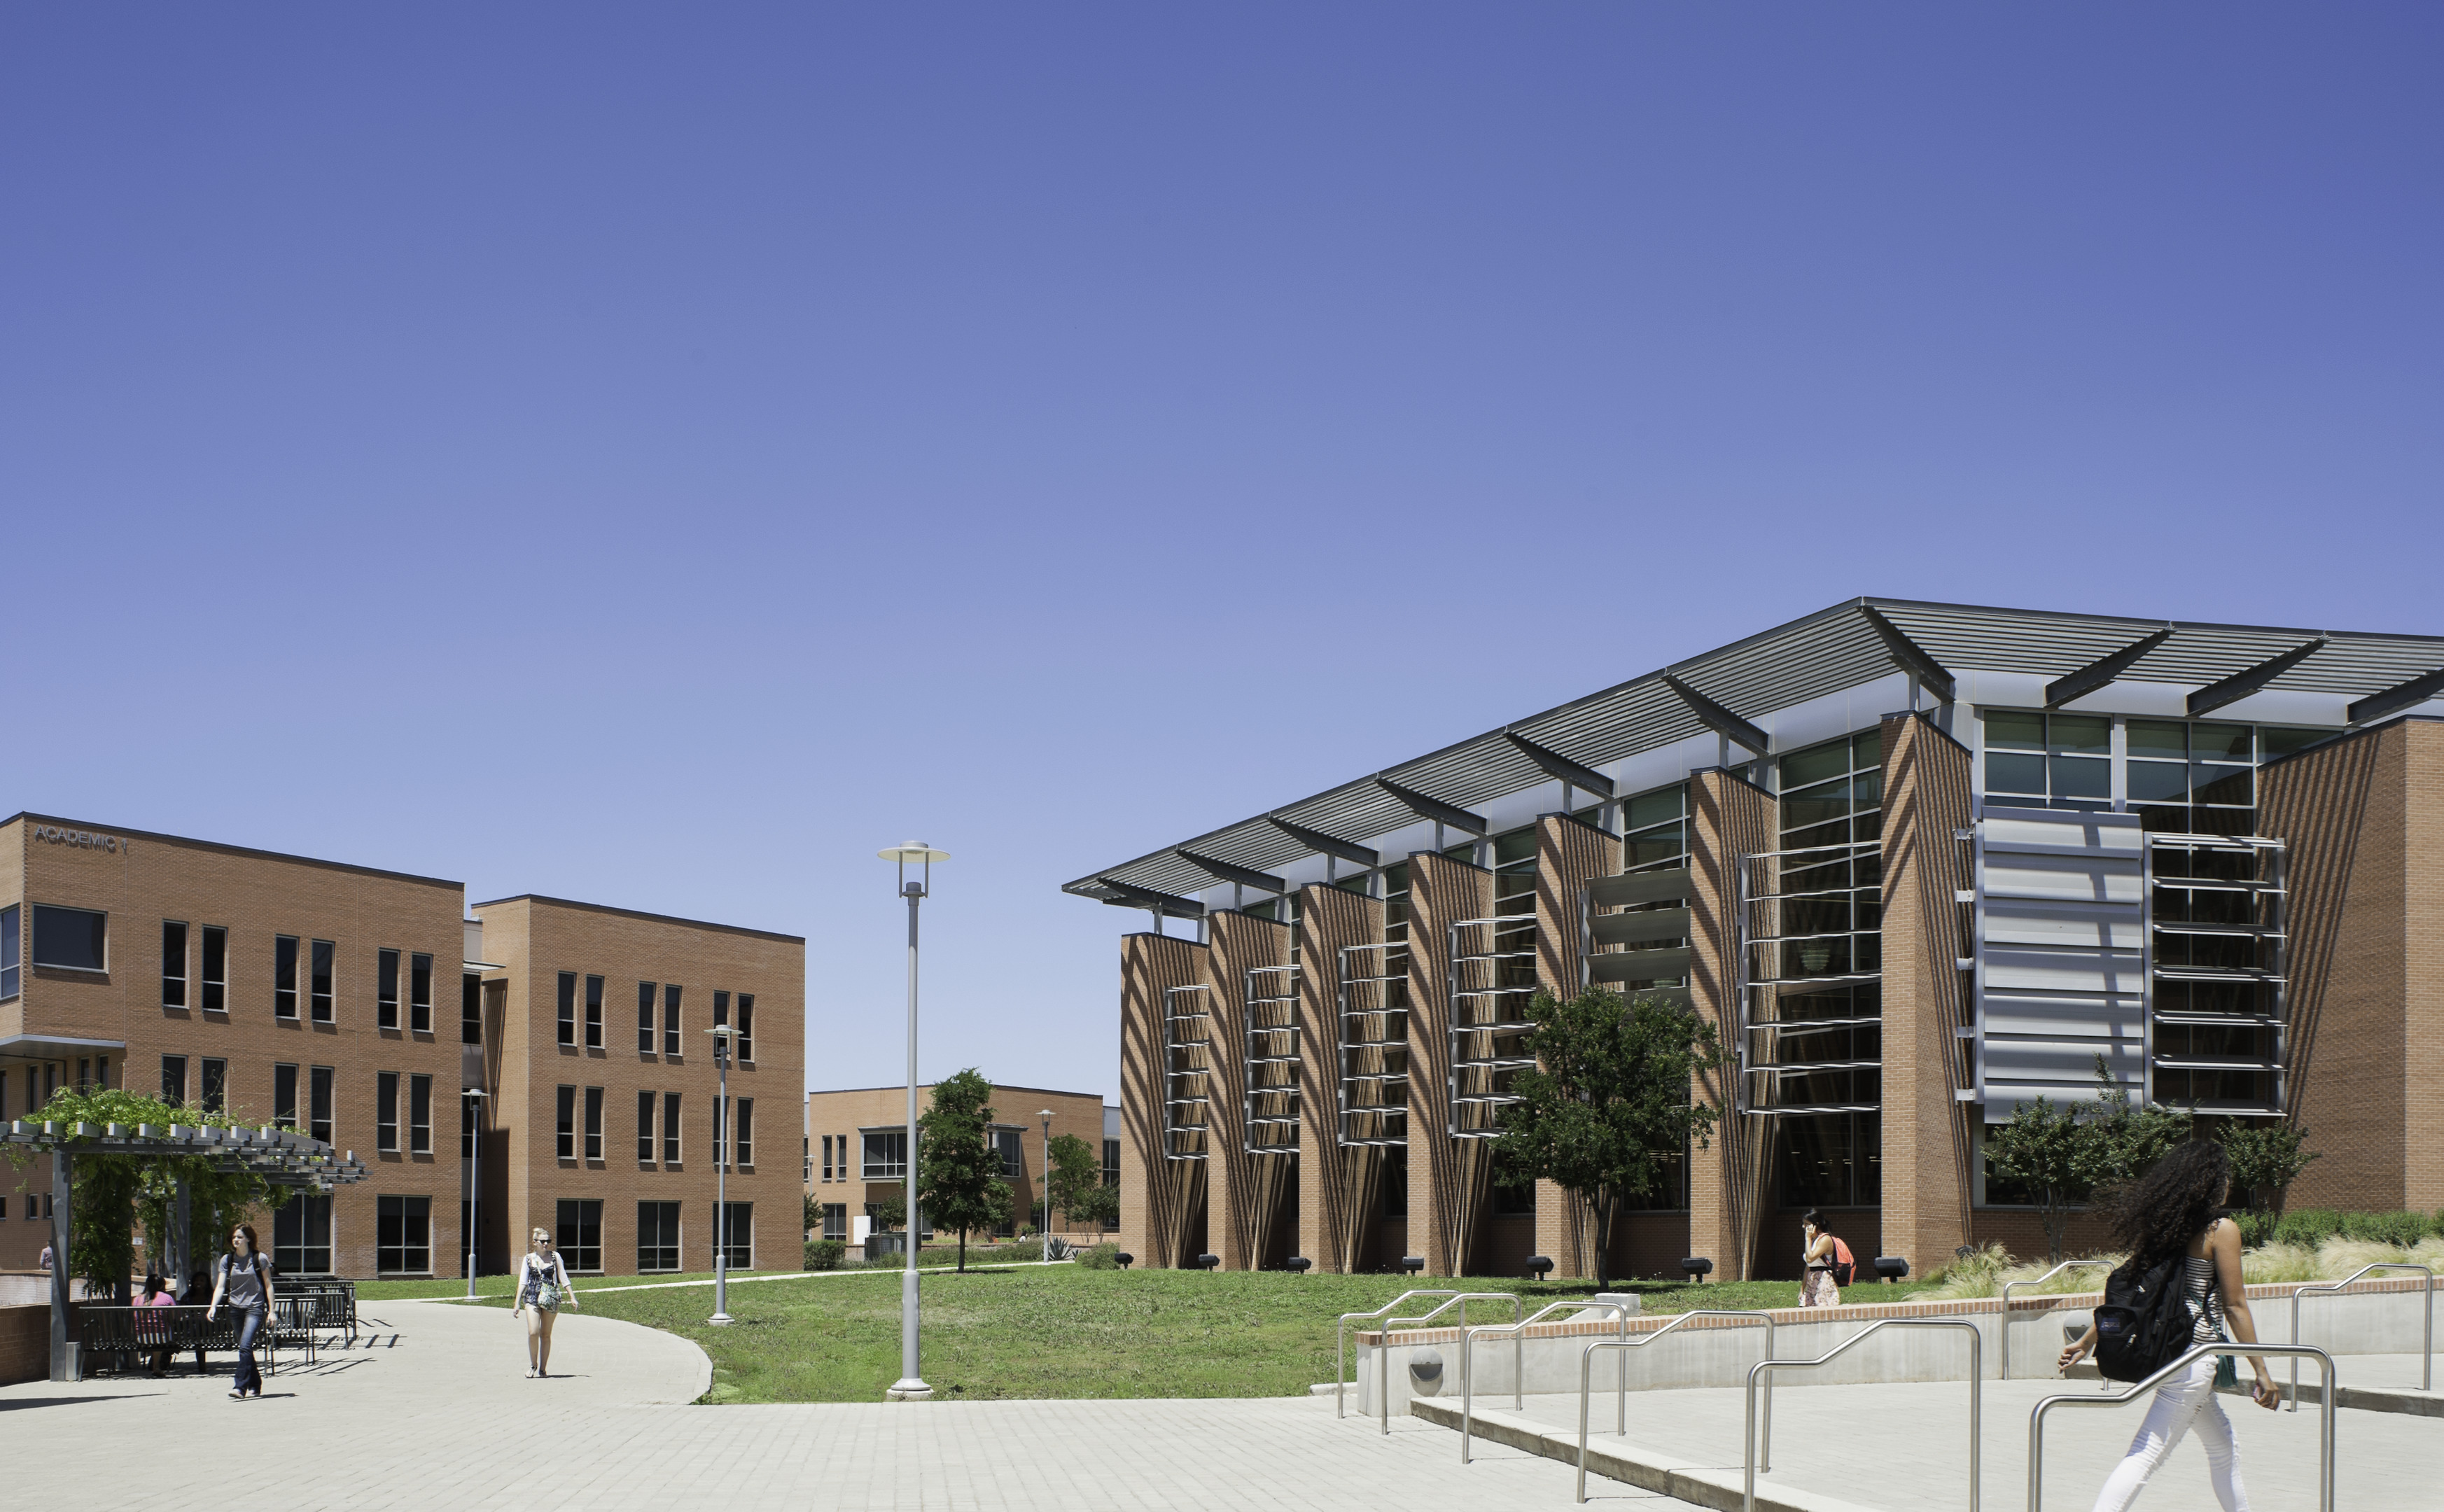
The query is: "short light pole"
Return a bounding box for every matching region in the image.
[707,1023,737,1325]
[463,1087,489,1301]
[1039,1109,1054,1262]
[879,841,947,1402]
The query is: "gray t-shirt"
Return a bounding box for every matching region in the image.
[219,1252,268,1310]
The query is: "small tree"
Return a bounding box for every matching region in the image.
[1983,1095,2088,1264]
[803,1192,821,1239]
[917,1069,1007,1272]
[2220,1120,2319,1216]
[871,1194,907,1231]
[1041,1133,1105,1231]
[1496,988,1724,1289]
[2075,1055,2194,1201]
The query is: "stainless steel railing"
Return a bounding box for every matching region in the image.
[2032,1343,2336,1512]
[1745,1317,1983,1512]
[2287,1263,2431,1412]
[1574,1311,1779,1504]
[1458,1299,1631,1464]
[1999,1261,2104,1380]
[1336,1290,1458,1418]
[1369,1292,1522,1435]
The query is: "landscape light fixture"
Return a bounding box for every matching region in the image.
[878,841,949,1401]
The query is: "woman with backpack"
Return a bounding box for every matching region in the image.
[203,1224,274,1399]
[2058,1140,2277,1512]
[1798,1210,1848,1306]
[512,1227,578,1378]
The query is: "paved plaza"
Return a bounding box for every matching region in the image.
[0,1299,1710,1511]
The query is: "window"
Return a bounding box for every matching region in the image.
[662,1092,682,1163]
[735,1098,754,1168]
[1763,732,1885,1117]
[821,1203,847,1240]
[862,1129,907,1178]
[804,1137,811,1183]
[309,939,335,1022]
[1382,1164,1407,1217]
[32,904,107,972]
[160,1055,188,1106]
[276,1194,333,1275]
[0,904,18,999]
[1982,711,2333,835]
[1779,1111,1881,1208]
[377,948,401,1029]
[736,994,754,1061]
[584,974,603,1049]
[410,1074,432,1154]
[377,1072,400,1152]
[410,953,433,1033]
[713,1097,727,1168]
[555,1198,602,1273]
[274,1063,300,1130]
[556,1086,576,1160]
[162,921,188,1007]
[638,981,658,1054]
[662,984,682,1056]
[310,1066,335,1143]
[993,1128,1024,1178]
[821,1134,833,1182]
[200,925,225,1012]
[636,1091,657,1162]
[274,935,300,1018]
[713,989,729,1034]
[557,972,576,1046]
[377,1195,431,1274]
[1493,1177,1537,1217]
[638,1201,681,1273]
[1983,710,2111,812]
[716,1202,753,1270]
[201,1058,225,1114]
[584,1086,603,1161]
[461,972,482,1045]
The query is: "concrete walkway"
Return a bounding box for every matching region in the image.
[0,1299,1712,1511]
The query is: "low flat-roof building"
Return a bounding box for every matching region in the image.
[1064,597,2444,1280]
[805,1083,1117,1245]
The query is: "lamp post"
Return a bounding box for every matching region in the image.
[463,1088,489,1301]
[879,841,947,1401]
[707,1023,737,1325]
[1039,1109,1054,1262]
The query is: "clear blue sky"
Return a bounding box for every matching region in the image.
[5,7,2438,1104]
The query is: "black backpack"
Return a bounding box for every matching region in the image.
[2093,1253,2199,1382]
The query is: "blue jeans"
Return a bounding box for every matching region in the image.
[232,1307,265,1394]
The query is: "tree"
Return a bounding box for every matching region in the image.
[2074,1055,2194,1200]
[917,1069,1007,1272]
[2220,1121,2319,1216]
[870,1194,907,1231]
[1983,1095,2089,1265]
[1495,988,1724,1289]
[803,1192,821,1239]
[1041,1133,1107,1231]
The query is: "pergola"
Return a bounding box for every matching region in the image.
[2,1119,370,1380]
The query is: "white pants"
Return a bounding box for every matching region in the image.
[2090,1357,2249,1512]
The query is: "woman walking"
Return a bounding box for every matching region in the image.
[203,1224,274,1399]
[512,1228,578,1378]
[2059,1141,2277,1512]
[1798,1210,1842,1308]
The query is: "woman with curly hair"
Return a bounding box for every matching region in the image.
[2058,1140,2276,1512]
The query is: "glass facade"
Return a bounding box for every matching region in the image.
[1981,711,2332,833]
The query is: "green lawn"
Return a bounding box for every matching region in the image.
[353,1252,1054,1303]
[454,1264,1939,1404]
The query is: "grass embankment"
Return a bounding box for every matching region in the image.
[456,1265,1938,1404]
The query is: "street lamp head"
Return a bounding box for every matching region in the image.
[1040,1108,1054,1121]
[879,841,949,898]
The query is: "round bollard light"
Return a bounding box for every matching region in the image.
[1115,1252,1133,1270]
[1195,1252,1220,1271]
[1525,1254,1555,1279]
[1399,1255,1425,1275]
[1873,1256,1909,1284]
[1680,1256,1714,1282]
[1285,1256,1313,1273]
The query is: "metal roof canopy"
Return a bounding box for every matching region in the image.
[1063,596,2444,906]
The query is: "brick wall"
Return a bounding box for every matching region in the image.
[1405,851,1492,1277]
[1206,911,1297,1268]
[1533,813,1620,1277]
[0,1302,46,1387]
[1295,883,1386,1273]
[1687,770,1775,1280]
[1119,931,1209,1267]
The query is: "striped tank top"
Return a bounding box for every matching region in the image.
[2184,1252,2226,1344]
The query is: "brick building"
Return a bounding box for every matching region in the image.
[0,818,802,1281]
[1066,598,2444,1281]
[804,1083,1117,1246]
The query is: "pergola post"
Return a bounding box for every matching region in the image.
[50,1149,72,1382]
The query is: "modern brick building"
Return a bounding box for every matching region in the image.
[0,816,802,1281]
[804,1083,1117,1245]
[1065,598,2444,1281]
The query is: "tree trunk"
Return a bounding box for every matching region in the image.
[1593,1192,1616,1290]
[957,1229,967,1273]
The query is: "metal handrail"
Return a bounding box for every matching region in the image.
[1373,1292,1522,1434]
[1336,1290,1457,1418]
[1999,1262,2104,1379]
[2032,1343,2335,1511]
[1745,1317,1982,1512]
[1574,1311,1778,1503]
[2289,1263,2432,1412]
[1458,1299,1631,1464]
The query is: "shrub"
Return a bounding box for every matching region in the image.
[2272,1209,2345,1249]
[804,1239,847,1271]
[1077,1242,1124,1271]
[2231,1210,2278,1248]
[2338,1210,2431,1247]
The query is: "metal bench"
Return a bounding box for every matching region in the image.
[77,1306,278,1378]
